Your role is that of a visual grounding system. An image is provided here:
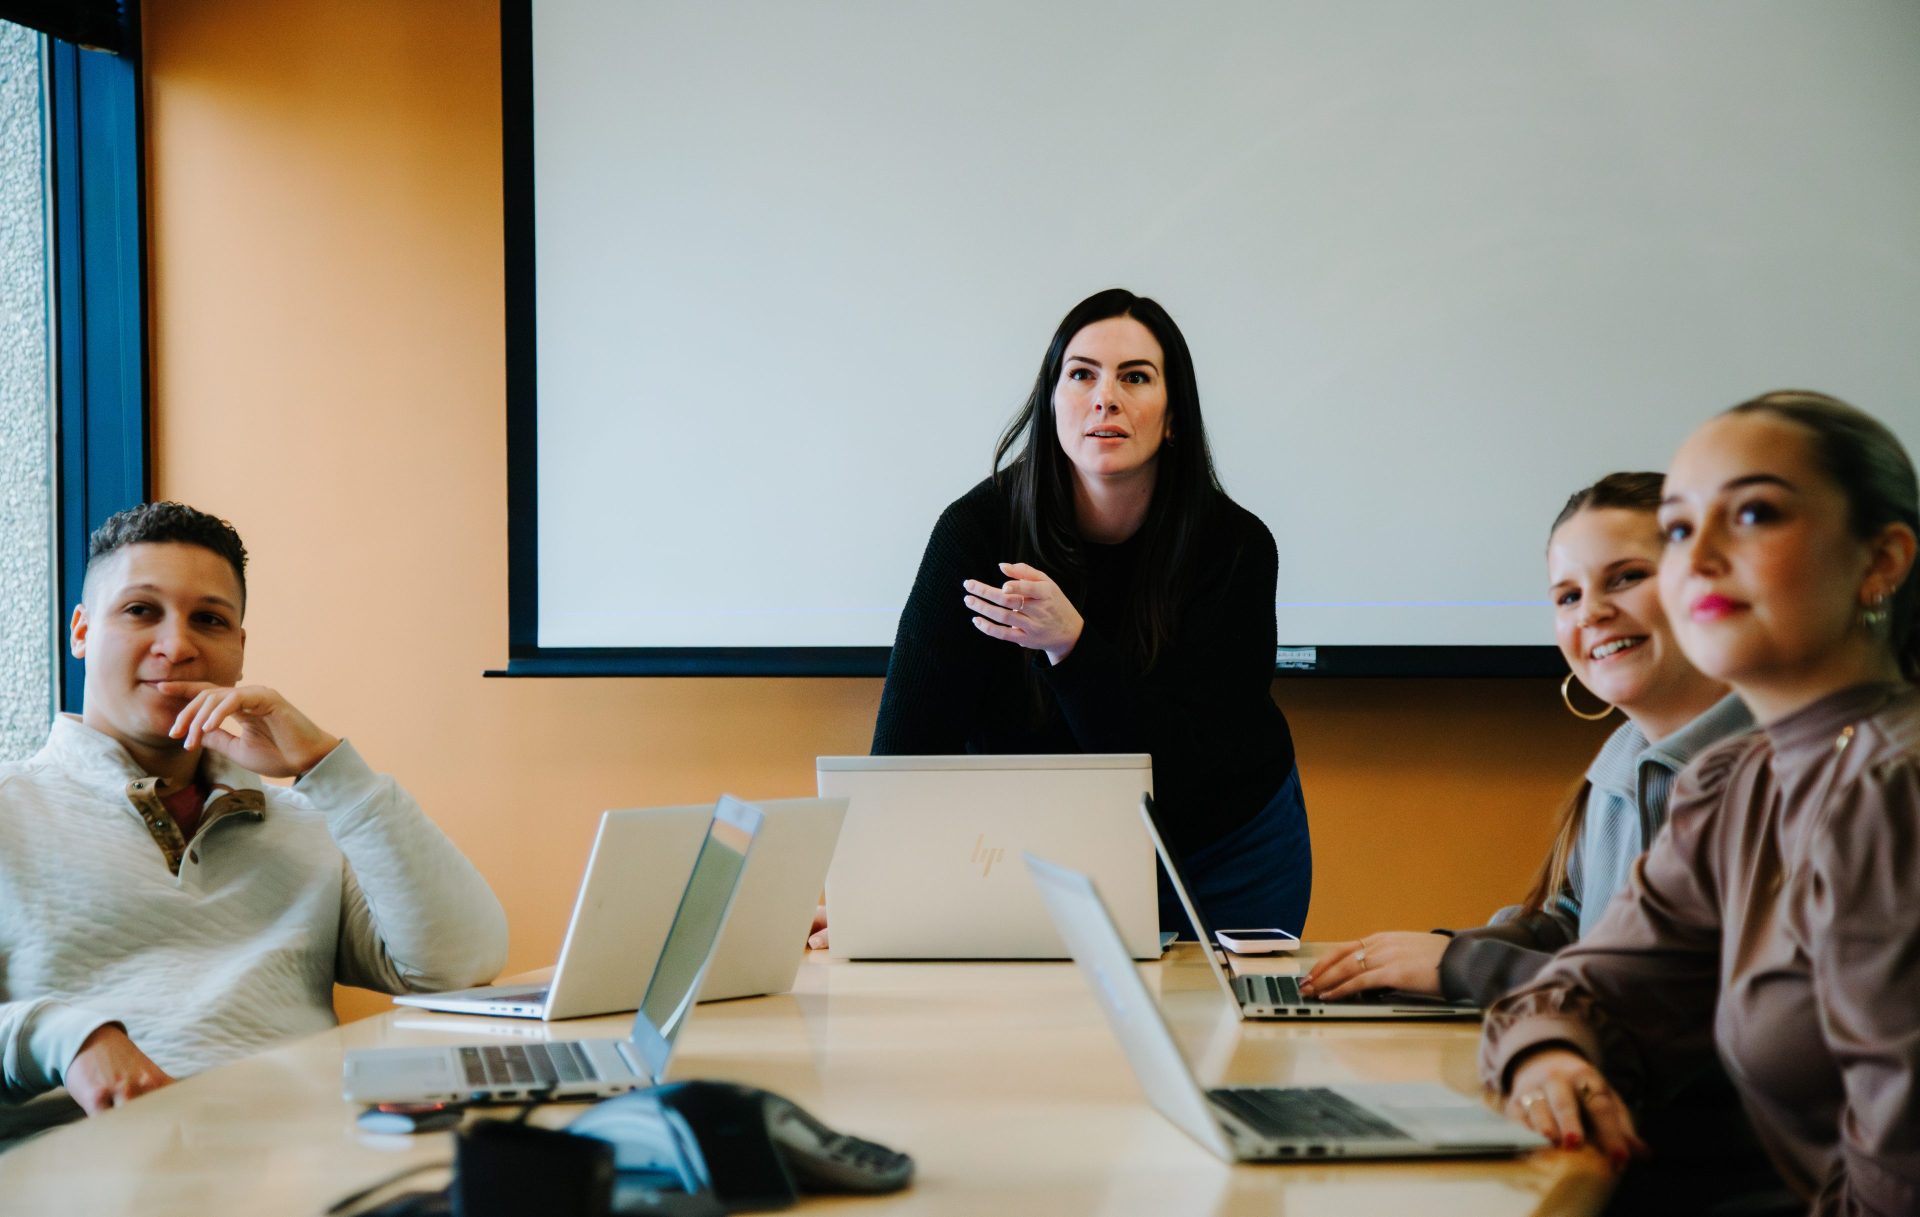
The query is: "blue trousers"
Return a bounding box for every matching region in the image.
[1158,766,1312,938]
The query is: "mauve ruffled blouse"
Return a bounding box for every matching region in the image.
[1480,681,1920,1216]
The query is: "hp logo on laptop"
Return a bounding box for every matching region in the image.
[969,834,1005,878]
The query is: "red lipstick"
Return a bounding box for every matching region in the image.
[1691,594,1745,621]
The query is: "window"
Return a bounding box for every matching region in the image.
[0,18,53,761]
[0,2,148,753]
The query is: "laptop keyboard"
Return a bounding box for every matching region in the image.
[1238,974,1429,1009]
[1208,1087,1412,1142]
[1241,973,1308,1006]
[459,1041,601,1089]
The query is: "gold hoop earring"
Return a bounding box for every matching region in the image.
[1561,672,1615,722]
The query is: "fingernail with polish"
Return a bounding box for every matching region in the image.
[1565,1134,1581,1150]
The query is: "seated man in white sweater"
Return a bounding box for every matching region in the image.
[0,502,508,1137]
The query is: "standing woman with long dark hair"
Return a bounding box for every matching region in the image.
[869,288,1308,935]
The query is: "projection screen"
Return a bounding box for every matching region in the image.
[502,1,1920,676]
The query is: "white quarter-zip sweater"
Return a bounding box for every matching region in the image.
[0,716,508,1126]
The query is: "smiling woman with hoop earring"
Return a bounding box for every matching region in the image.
[1304,472,1751,1007]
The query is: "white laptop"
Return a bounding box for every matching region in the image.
[1140,794,1479,1021]
[1024,852,1545,1162]
[394,803,714,1020]
[697,796,847,1002]
[817,754,1159,960]
[342,798,762,1105]
[394,797,846,1019]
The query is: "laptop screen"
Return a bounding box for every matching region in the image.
[1138,793,1250,1004]
[1139,793,1217,943]
[628,795,762,1080]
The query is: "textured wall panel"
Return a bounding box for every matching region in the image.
[0,21,51,762]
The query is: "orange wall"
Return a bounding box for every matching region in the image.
[140,0,1612,1022]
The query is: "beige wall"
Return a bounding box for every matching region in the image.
[141,0,1612,1022]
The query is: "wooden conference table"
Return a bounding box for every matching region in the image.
[0,947,1612,1216]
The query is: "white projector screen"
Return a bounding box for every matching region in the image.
[504,1,1920,675]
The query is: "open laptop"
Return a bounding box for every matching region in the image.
[342,797,763,1105]
[395,803,714,1020]
[817,754,1160,959]
[697,796,847,1002]
[1025,852,1545,1162]
[1142,793,1478,1021]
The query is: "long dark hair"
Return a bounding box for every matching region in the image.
[991,289,1222,669]
[1724,390,1920,680]
[1520,471,1666,916]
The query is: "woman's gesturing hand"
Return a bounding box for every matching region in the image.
[963,562,1085,665]
[1504,1047,1648,1167]
[1300,931,1448,999]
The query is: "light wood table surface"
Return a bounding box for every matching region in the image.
[0,947,1612,1216]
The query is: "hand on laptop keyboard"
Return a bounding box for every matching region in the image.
[1300,933,1447,1000]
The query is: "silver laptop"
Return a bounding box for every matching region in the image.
[396,803,714,1020]
[817,754,1159,959]
[342,797,763,1105]
[1142,793,1479,1021]
[1024,852,1545,1162]
[697,796,847,1002]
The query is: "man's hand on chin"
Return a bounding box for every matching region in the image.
[156,683,341,779]
[65,1025,176,1115]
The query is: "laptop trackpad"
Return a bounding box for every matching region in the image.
[1354,1084,1536,1145]
[344,1050,456,1092]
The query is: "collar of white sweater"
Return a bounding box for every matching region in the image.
[43,713,270,804]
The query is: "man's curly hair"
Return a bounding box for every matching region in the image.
[85,502,248,611]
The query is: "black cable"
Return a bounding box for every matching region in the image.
[327,1087,560,1214]
[507,1085,558,1123]
[324,1160,451,1216]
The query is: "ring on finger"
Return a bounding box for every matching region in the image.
[1519,1091,1544,1111]
[1354,947,1367,968]
[1575,1079,1599,1100]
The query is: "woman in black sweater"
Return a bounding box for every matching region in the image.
[871,288,1309,934]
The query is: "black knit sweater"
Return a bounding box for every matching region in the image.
[872,477,1297,858]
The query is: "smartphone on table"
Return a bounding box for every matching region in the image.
[1213,928,1302,955]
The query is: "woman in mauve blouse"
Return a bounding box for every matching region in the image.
[1480,391,1920,1217]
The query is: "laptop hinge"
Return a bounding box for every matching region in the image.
[613,1038,654,1085]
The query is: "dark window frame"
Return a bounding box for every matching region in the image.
[45,22,150,711]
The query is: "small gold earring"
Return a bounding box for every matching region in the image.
[1561,672,1615,722]
[1863,590,1891,630]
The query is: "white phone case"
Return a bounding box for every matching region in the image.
[1214,929,1302,955]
